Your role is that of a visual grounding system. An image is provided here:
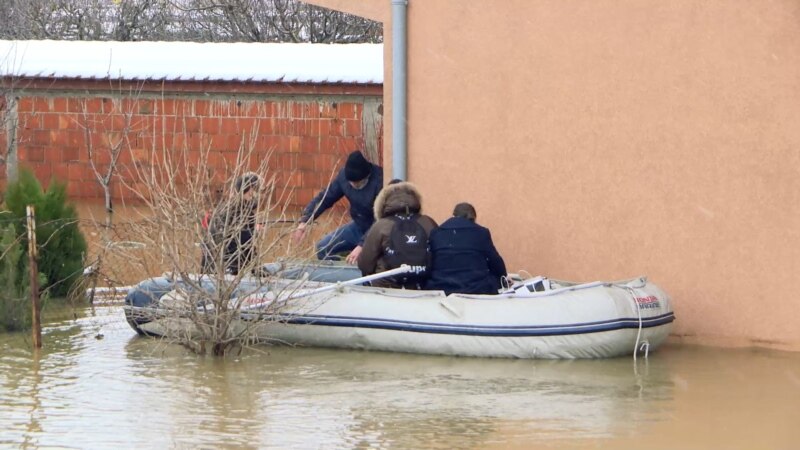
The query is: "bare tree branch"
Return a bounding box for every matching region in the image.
[0,0,382,43]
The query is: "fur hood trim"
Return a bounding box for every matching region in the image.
[373,181,423,219]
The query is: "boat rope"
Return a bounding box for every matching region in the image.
[639,340,650,358]
[624,285,646,362]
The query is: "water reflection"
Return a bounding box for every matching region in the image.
[22,351,42,449]
[119,334,676,448]
[1,307,799,449]
[0,316,88,448]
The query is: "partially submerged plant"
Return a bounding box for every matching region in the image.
[91,125,345,356]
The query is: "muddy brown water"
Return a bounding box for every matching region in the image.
[1,305,799,449]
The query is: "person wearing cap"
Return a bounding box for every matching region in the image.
[202,172,262,275]
[292,150,383,263]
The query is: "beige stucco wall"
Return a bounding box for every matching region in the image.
[309,0,800,351]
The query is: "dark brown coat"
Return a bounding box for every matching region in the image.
[357,182,438,288]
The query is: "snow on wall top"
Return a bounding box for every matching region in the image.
[0,40,383,84]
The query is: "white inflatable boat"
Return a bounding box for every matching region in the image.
[123,264,674,359]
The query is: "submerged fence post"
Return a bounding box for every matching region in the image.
[26,205,41,349]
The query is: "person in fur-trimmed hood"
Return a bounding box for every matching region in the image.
[357,181,438,288]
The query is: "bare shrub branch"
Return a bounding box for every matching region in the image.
[0,0,382,43]
[78,112,345,356]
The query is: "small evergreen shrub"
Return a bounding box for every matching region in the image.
[3,169,87,298]
[0,222,30,332]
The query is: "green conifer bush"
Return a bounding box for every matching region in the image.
[0,223,30,332]
[2,169,87,299]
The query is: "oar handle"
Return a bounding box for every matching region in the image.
[286,264,413,299]
[239,264,413,309]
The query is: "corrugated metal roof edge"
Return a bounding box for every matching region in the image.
[1,76,383,96]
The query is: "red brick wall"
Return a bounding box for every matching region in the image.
[1,80,383,211]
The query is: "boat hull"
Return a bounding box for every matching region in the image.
[124,275,675,359]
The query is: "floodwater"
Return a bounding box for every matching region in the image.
[1,306,799,450]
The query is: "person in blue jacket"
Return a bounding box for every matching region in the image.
[292,150,383,263]
[425,202,508,295]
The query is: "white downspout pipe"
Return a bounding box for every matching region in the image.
[391,0,408,181]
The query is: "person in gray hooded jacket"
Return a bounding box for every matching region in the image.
[201,173,261,275]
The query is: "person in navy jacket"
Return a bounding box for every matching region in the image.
[292,150,383,263]
[425,202,508,295]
